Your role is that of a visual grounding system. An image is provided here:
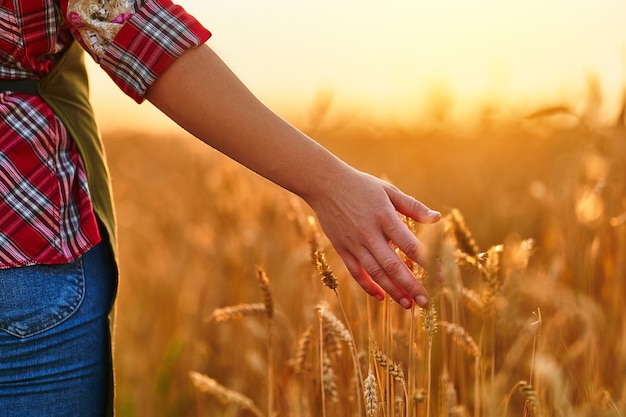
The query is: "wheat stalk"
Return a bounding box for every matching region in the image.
[502,380,542,417]
[422,303,437,417]
[316,304,352,345]
[456,251,486,276]
[372,342,406,386]
[440,321,480,358]
[478,244,504,287]
[372,340,409,417]
[518,381,541,416]
[443,286,487,316]
[255,266,274,319]
[207,303,267,322]
[305,215,322,265]
[321,350,339,404]
[364,370,379,417]
[254,266,275,417]
[291,324,313,374]
[447,208,480,257]
[422,303,438,339]
[315,248,339,290]
[189,371,265,417]
[459,286,487,315]
[439,369,458,417]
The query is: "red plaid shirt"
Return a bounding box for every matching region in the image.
[0,0,210,268]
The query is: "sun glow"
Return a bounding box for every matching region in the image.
[88,0,626,130]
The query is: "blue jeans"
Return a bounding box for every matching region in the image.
[0,237,117,416]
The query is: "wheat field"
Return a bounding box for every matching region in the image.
[104,105,626,416]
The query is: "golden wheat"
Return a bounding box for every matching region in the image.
[305,215,322,265]
[207,303,268,322]
[440,321,480,358]
[291,324,313,374]
[478,244,504,287]
[372,342,406,385]
[517,381,541,416]
[112,117,626,417]
[316,304,352,345]
[189,371,265,417]
[364,370,379,417]
[315,249,339,290]
[439,370,459,417]
[422,303,438,339]
[459,287,486,316]
[255,266,274,319]
[321,351,339,403]
[447,208,480,257]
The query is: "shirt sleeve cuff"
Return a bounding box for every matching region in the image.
[100,0,211,103]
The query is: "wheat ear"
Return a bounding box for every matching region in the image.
[291,324,313,374]
[189,371,265,417]
[372,340,409,416]
[364,370,378,417]
[315,248,339,290]
[440,321,480,358]
[322,351,339,404]
[447,208,480,256]
[502,380,541,417]
[372,342,406,385]
[207,303,267,322]
[255,266,274,319]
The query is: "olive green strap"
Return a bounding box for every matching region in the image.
[37,42,118,266]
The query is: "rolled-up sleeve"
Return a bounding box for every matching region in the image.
[68,0,211,103]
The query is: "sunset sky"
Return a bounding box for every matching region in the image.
[87,0,626,131]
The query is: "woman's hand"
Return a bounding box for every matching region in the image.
[305,168,440,309]
[146,44,440,309]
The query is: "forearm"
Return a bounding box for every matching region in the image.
[145,43,440,309]
[145,44,349,204]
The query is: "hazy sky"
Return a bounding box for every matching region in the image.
[87,0,626,130]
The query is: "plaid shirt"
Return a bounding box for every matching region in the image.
[0,0,210,268]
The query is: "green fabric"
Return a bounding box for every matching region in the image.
[38,41,118,264]
[37,41,117,417]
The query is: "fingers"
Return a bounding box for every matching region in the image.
[316,175,440,310]
[340,250,386,302]
[383,184,441,271]
[387,185,441,224]
[367,238,431,308]
[340,242,430,309]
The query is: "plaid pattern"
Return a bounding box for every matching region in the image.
[0,91,99,267]
[99,0,211,103]
[0,0,210,267]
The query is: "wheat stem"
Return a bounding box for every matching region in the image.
[422,303,437,417]
[334,292,365,417]
[317,306,328,417]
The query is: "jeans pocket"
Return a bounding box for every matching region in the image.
[0,259,85,338]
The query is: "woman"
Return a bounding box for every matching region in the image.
[0,1,439,415]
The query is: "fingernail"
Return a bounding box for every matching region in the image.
[400,298,412,309]
[415,295,429,308]
[375,293,385,302]
[428,209,441,218]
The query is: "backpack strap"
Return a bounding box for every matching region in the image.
[0,78,39,95]
[38,41,118,269]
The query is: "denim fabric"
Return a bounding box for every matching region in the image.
[0,238,116,416]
